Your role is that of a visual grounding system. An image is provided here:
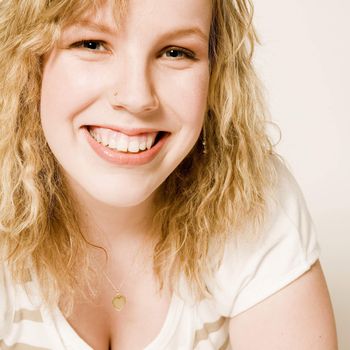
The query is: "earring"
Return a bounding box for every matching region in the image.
[202,127,207,155]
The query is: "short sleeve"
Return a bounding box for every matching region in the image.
[208,160,321,318]
[0,263,15,338]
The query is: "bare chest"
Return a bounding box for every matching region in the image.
[65,278,172,350]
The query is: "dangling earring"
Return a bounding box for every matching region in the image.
[202,126,207,155]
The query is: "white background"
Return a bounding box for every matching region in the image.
[253,1,350,348]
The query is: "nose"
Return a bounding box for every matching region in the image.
[108,59,159,115]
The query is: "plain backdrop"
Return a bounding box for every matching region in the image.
[253,1,350,349]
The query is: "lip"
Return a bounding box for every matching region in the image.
[83,127,170,166]
[89,124,160,136]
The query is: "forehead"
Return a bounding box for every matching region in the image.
[65,0,212,35]
[124,0,212,23]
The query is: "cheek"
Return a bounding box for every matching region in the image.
[159,67,209,127]
[40,55,105,126]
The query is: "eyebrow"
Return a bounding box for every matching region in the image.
[73,20,117,36]
[160,28,209,43]
[72,20,209,43]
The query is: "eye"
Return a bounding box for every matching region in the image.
[162,47,196,60]
[71,40,107,52]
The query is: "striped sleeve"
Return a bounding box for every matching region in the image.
[0,262,14,340]
[0,264,52,349]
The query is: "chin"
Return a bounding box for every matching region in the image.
[96,192,152,208]
[79,181,157,209]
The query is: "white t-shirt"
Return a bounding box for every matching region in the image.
[0,163,320,349]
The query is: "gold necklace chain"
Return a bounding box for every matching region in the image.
[102,235,151,312]
[103,270,127,311]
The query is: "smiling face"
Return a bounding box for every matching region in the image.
[40,0,211,209]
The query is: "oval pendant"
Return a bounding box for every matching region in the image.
[112,293,126,311]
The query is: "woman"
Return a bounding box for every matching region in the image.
[0,0,337,349]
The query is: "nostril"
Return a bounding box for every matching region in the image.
[108,86,159,114]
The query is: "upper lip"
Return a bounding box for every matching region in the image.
[86,124,167,136]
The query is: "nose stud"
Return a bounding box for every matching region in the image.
[108,86,159,113]
[109,89,119,105]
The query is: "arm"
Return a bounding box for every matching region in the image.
[229,260,338,349]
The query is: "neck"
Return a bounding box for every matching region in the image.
[68,179,157,254]
[82,198,154,242]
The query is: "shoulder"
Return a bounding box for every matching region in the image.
[207,158,320,317]
[228,259,338,349]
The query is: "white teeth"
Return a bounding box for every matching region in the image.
[91,129,102,143]
[89,127,159,153]
[108,138,117,149]
[116,133,128,152]
[139,136,147,151]
[146,134,153,150]
[98,128,111,146]
[128,139,140,153]
[96,133,102,143]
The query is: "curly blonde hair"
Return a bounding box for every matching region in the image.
[0,0,278,313]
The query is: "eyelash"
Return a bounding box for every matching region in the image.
[70,40,197,60]
[71,40,107,52]
[160,46,196,60]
